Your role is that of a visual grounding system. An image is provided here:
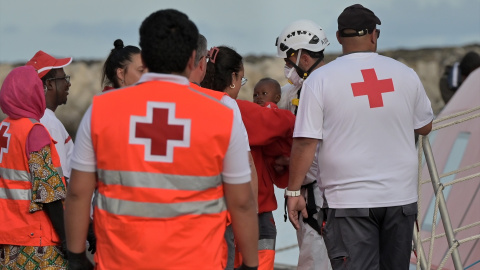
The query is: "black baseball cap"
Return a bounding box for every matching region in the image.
[338,4,381,37]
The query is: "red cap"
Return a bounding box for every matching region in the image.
[25,50,73,78]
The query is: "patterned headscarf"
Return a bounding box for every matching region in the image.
[0,65,46,121]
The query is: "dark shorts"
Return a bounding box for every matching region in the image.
[258,212,276,250]
[323,202,417,270]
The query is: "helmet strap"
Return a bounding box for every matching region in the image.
[286,48,323,79]
[286,49,307,79]
[304,57,323,78]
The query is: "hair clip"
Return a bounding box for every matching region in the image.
[207,47,219,64]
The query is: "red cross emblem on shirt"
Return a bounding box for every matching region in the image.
[351,68,394,108]
[0,122,11,163]
[129,102,191,162]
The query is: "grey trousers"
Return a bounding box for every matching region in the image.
[323,202,417,270]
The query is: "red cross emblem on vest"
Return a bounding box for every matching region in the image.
[129,102,191,163]
[0,122,11,163]
[351,68,394,108]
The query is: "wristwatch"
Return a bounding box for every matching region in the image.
[285,188,301,197]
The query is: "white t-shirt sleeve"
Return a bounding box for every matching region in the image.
[41,111,73,178]
[220,95,251,151]
[222,113,251,184]
[293,80,324,139]
[412,71,434,129]
[62,132,74,178]
[70,105,97,172]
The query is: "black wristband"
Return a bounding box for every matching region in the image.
[67,250,87,261]
[67,250,93,270]
[238,263,258,270]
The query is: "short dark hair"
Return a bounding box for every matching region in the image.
[201,46,243,92]
[102,39,141,88]
[139,9,198,74]
[256,77,281,95]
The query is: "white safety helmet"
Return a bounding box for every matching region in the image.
[275,20,330,58]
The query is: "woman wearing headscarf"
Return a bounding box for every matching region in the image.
[0,65,69,269]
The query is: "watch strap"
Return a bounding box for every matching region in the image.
[285,188,301,197]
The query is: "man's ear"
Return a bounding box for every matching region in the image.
[301,53,310,65]
[336,31,342,45]
[44,79,53,91]
[199,56,207,72]
[370,31,376,44]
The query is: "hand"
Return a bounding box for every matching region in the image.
[286,194,307,230]
[67,250,94,270]
[87,221,96,254]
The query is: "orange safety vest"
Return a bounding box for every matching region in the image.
[91,80,234,270]
[0,117,65,246]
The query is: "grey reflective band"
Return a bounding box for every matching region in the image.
[258,239,275,250]
[0,167,31,182]
[97,169,222,191]
[96,193,226,218]
[55,167,64,178]
[0,187,31,200]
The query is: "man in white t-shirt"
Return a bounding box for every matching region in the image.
[275,20,331,270]
[287,4,434,270]
[26,51,74,181]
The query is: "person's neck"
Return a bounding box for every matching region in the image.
[342,46,376,55]
[310,60,325,72]
[46,102,57,112]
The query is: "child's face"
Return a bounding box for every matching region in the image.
[253,82,280,106]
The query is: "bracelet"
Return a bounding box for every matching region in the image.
[285,188,301,197]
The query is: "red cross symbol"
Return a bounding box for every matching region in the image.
[0,122,11,163]
[129,102,191,162]
[351,69,394,108]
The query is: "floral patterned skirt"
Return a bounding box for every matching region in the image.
[0,245,67,270]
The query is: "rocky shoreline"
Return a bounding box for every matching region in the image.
[0,43,479,138]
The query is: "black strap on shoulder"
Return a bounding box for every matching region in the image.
[294,87,302,116]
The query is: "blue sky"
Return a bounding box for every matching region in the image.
[0,0,479,63]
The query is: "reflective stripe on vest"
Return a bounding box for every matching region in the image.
[98,169,222,191]
[97,192,226,218]
[0,167,30,181]
[0,187,31,200]
[55,166,64,178]
[258,239,275,251]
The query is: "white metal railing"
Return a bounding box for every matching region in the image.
[414,106,480,270]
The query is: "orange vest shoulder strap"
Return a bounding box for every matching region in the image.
[189,83,226,101]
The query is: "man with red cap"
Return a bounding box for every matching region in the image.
[26,51,74,183]
[26,51,96,256]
